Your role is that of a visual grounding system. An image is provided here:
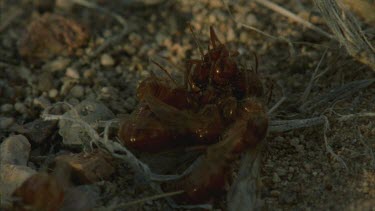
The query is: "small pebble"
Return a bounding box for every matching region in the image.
[124,97,136,110]
[0,117,15,129]
[304,163,312,173]
[276,168,287,176]
[290,137,299,146]
[37,72,54,92]
[56,0,74,10]
[70,85,85,98]
[271,190,281,197]
[14,102,27,114]
[0,135,31,166]
[43,58,71,72]
[0,164,36,199]
[272,173,281,183]
[33,97,51,109]
[83,69,95,79]
[295,145,305,154]
[66,67,80,79]
[1,104,13,113]
[49,89,59,98]
[101,54,115,66]
[279,191,297,204]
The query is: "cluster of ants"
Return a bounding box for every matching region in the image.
[118,27,269,204]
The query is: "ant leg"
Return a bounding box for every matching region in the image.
[189,23,204,58]
[151,60,178,86]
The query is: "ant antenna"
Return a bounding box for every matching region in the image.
[188,23,204,58]
[151,60,178,86]
[209,26,222,48]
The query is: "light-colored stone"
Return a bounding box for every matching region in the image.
[49,89,59,98]
[70,85,84,98]
[0,135,31,166]
[0,164,36,201]
[43,57,71,72]
[33,96,51,109]
[66,67,80,79]
[0,117,15,129]
[1,104,13,113]
[58,100,115,146]
[100,54,115,66]
[14,102,27,114]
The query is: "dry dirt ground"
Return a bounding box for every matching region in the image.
[0,0,374,210]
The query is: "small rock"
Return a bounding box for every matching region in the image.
[83,69,95,79]
[0,117,15,129]
[0,135,31,166]
[14,102,27,114]
[18,14,88,63]
[21,119,57,144]
[272,173,281,183]
[1,104,13,113]
[58,100,115,146]
[274,136,284,142]
[56,0,74,10]
[49,89,59,98]
[66,67,80,79]
[124,97,136,110]
[270,190,280,197]
[60,79,76,96]
[61,185,100,210]
[246,14,258,26]
[279,191,297,204]
[295,145,305,154]
[304,163,312,173]
[54,151,114,184]
[276,167,287,177]
[290,137,299,146]
[43,57,71,72]
[11,173,64,211]
[100,54,115,66]
[0,164,36,202]
[33,96,51,109]
[70,85,84,98]
[37,72,54,92]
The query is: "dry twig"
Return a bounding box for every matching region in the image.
[300,49,328,104]
[254,0,333,39]
[314,0,375,71]
[109,190,184,209]
[300,79,375,112]
[322,116,348,169]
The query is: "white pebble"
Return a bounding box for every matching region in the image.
[66,67,80,79]
[49,89,59,98]
[101,54,115,66]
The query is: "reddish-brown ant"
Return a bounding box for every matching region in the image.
[118,26,268,204]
